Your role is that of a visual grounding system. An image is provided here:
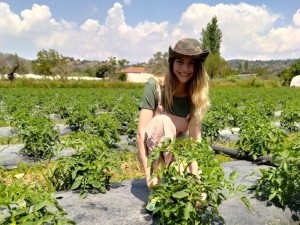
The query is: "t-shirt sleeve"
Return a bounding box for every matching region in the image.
[139,78,157,111]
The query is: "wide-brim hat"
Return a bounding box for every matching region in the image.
[169,38,210,61]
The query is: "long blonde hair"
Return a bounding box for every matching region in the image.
[159,57,210,129]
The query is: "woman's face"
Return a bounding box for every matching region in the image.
[172,56,195,84]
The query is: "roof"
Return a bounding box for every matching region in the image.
[122,66,146,73]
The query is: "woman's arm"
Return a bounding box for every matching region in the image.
[189,123,201,141]
[137,109,154,186]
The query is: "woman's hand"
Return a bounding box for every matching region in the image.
[163,152,175,165]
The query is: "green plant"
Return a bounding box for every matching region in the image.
[0,182,75,224]
[48,133,120,198]
[15,115,61,160]
[147,138,251,224]
[126,120,138,146]
[248,133,300,207]
[236,122,287,160]
[84,113,121,147]
[66,109,90,132]
[201,110,226,142]
[280,106,300,133]
[118,72,127,81]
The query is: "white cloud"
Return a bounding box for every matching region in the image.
[1,2,300,62]
[293,9,300,26]
[123,0,131,5]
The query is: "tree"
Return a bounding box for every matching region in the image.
[95,64,111,78]
[200,16,222,55]
[205,53,229,80]
[278,58,300,86]
[147,51,168,75]
[117,59,130,71]
[244,61,249,72]
[33,49,68,76]
[238,63,242,73]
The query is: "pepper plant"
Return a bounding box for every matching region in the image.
[147,138,251,225]
[280,105,300,133]
[0,181,75,225]
[13,114,61,160]
[48,133,120,199]
[248,133,300,207]
[236,121,287,160]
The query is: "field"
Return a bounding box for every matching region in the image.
[0,83,299,224]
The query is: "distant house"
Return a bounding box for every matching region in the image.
[122,66,147,73]
[290,75,300,87]
[122,66,153,83]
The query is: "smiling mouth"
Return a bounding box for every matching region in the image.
[179,73,189,76]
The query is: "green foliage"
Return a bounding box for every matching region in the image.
[236,122,287,160]
[0,53,31,75]
[14,114,61,160]
[0,182,75,224]
[244,61,249,72]
[281,58,300,85]
[200,16,222,55]
[147,52,168,75]
[205,53,230,79]
[249,133,300,207]
[33,49,68,76]
[280,105,300,133]
[202,110,226,142]
[118,71,127,81]
[66,107,90,132]
[117,59,130,71]
[84,66,95,77]
[84,113,121,147]
[147,138,251,224]
[48,133,120,198]
[249,67,270,76]
[95,64,111,78]
[126,120,138,146]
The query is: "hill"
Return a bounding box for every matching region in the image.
[227,59,298,74]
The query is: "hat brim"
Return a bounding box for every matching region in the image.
[168,46,210,61]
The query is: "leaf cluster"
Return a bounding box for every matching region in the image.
[13,114,61,160]
[147,138,251,224]
[0,182,75,225]
[249,133,300,207]
[48,133,120,199]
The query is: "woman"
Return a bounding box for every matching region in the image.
[137,38,210,193]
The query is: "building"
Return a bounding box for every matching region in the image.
[122,67,154,83]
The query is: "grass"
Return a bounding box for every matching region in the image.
[0,162,55,192]
[0,136,21,145]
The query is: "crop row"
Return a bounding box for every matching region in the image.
[0,86,299,224]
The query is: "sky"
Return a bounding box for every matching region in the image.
[1,0,300,63]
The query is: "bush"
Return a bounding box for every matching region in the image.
[118,72,127,81]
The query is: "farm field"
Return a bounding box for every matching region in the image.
[0,85,299,224]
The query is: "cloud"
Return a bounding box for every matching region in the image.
[293,9,300,26]
[1,2,300,62]
[123,0,132,5]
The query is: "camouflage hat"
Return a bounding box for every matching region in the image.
[169,38,210,61]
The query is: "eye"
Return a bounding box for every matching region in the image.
[175,59,183,64]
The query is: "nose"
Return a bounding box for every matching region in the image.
[181,62,189,72]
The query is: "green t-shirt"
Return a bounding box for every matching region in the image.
[139,78,190,118]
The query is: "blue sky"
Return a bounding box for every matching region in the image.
[1,0,300,63]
